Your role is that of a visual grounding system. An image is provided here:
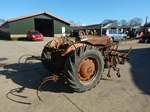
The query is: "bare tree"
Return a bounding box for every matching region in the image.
[0,19,5,26]
[102,19,119,25]
[70,21,84,26]
[113,20,119,25]
[76,22,83,26]
[120,19,128,26]
[102,19,113,24]
[128,18,143,26]
[69,21,75,26]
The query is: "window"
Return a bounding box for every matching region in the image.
[102,29,106,35]
[112,30,117,34]
[109,30,112,34]
[116,30,121,34]
[32,31,40,34]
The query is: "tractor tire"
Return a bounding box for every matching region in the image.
[64,45,104,92]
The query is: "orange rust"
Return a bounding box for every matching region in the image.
[86,35,110,45]
[78,59,95,81]
[61,43,86,56]
[45,38,73,49]
[78,58,96,81]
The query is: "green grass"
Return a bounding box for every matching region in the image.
[11,38,19,41]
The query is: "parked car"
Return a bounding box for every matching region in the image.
[103,29,127,42]
[127,28,141,38]
[27,30,44,41]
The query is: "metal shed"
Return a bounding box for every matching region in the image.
[0,12,71,38]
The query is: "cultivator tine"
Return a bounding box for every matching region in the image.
[18,54,33,64]
[112,66,120,77]
[107,62,121,78]
[37,75,59,101]
[107,67,111,77]
[122,47,132,64]
[118,47,132,64]
[18,54,42,64]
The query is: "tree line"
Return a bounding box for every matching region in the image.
[70,17,145,26]
[102,17,143,26]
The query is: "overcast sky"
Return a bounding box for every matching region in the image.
[1,0,150,25]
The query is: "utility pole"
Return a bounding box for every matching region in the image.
[100,23,103,36]
[145,16,148,26]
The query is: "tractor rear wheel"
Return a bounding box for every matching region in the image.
[64,45,104,92]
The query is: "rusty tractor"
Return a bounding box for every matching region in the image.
[19,30,131,100]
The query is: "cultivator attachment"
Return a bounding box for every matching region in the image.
[103,45,132,77]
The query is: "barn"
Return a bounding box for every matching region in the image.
[0,11,71,39]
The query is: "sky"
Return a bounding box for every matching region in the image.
[1,0,150,25]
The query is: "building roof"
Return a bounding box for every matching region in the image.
[119,25,142,29]
[71,23,119,30]
[71,24,107,30]
[84,24,100,29]
[2,11,71,26]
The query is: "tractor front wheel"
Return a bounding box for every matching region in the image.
[64,45,104,92]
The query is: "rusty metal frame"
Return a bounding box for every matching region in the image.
[103,45,131,77]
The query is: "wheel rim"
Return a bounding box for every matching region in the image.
[78,57,98,82]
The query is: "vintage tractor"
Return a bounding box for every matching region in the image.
[19,30,131,100]
[38,30,131,92]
